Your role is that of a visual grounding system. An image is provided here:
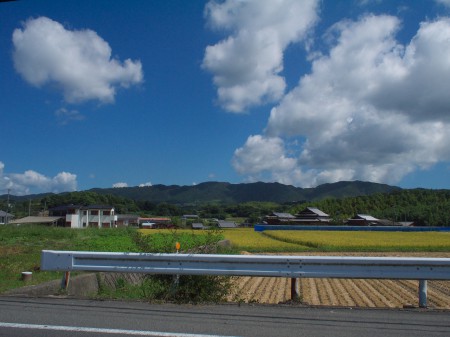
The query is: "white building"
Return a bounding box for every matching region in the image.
[49,205,116,228]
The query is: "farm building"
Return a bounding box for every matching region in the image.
[217,220,237,228]
[116,214,140,227]
[192,222,206,230]
[345,214,413,226]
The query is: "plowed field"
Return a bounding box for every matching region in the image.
[227,252,450,309]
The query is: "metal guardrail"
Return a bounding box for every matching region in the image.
[41,250,450,308]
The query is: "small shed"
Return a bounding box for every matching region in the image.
[217,220,237,228]
[192,223,205,230]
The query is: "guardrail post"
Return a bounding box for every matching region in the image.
[291,278,300,301]
[419,280,427,308]
[61,271,70,290]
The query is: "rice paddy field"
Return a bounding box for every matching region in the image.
[218,228,450,252]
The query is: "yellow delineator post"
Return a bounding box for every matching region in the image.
[174,242,181,288]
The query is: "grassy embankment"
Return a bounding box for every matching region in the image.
[0,225,139,293]
[0,225,224,294]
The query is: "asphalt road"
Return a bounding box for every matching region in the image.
[0,296,449,337]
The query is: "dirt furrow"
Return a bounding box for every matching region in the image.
[397,280,422,305]
[337,278,359,306]
[358,279,393,307]
[259,277,276,303]
[315,279,330,304]
[322,278,339,306]
[306,278,320,305]
[346,279,376,307]
[423,282,450,308]
[379,280,417,306]
[430,281,450,294]
[372,280,406,308]
[269,277,289,303]
[284,278,291,301]
[429,281,450,308]
[332,278,355,306]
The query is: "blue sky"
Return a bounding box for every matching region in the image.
[2,0,450,196]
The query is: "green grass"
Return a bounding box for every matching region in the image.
[0,225,140,293]
[137,229,224,253]
[0,226,226,294]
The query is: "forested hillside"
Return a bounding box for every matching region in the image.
[293,189,450,226]
[88,181,399,204]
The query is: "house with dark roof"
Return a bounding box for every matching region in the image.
[0,210,14,224]
[346,214,381,226]
[346,214,415,227]
[293,207,331,225]
[346,214,379,226]
[263,212,296,225]
[9,216,62,226]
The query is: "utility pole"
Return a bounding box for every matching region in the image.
[6,189,10,224]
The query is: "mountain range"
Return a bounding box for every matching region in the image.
[86,180,401,204]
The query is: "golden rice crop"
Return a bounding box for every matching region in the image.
[138,228,450,252]
[221,228,311,252]
[263,230,450,252]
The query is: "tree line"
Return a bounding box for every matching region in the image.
[2,188,450,226]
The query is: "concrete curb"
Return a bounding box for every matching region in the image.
[4,273,99,298]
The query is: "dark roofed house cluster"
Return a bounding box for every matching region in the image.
[263,208,414,227]
[263,207,331,225]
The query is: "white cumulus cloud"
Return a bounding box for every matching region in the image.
[0,161,77,195]
[113,182,128,188]
[203,0,319,112]
[233,14,450,187]
[12,16,143,104]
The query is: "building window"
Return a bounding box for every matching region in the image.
[91,210,99,215]
[103,210,111,216]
